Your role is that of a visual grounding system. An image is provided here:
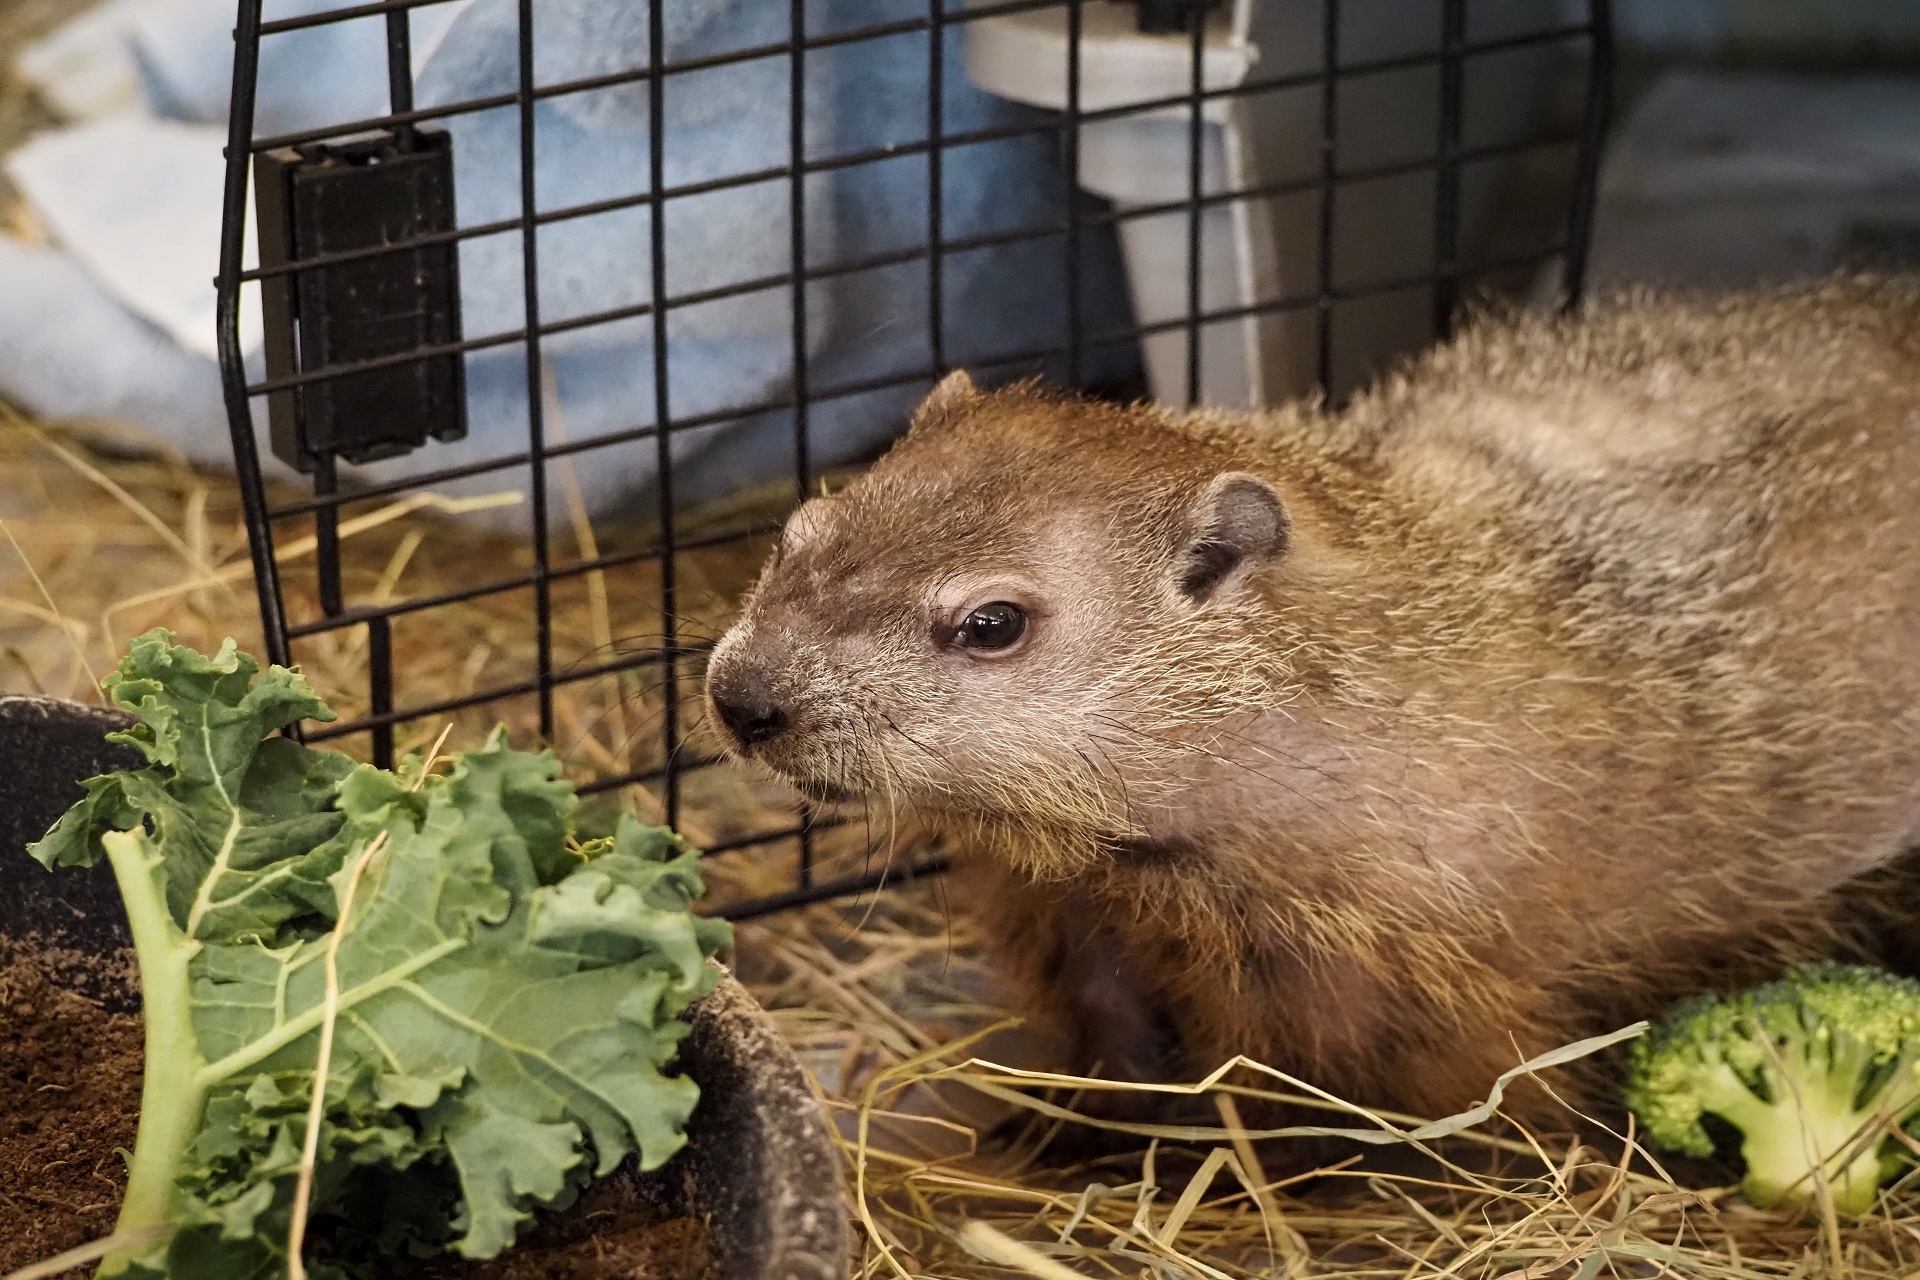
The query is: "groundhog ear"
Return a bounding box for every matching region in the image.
[1176,472,1288,601]
[777,497,834,562]
[909,369,981,431]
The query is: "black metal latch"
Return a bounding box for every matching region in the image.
[1133,0,1221,35]
[255,126,467,473]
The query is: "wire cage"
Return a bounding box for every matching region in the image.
[214,0,1613,922]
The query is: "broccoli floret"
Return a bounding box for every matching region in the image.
[1624,963,1920,1217]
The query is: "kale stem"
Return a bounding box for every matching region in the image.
[98,829,206,1276]
[193,936,469,1088]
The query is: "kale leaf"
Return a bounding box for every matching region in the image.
[31,631,731,1278]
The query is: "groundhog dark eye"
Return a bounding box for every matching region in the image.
[956,602,1027,651]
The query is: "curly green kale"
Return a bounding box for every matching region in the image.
[29,630,732,1278]
[1624,963,1920,1217]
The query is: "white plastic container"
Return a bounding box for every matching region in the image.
[965,0,1277,409]
[965,0,1581,409]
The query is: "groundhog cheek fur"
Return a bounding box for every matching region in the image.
[706,277,1920,1128]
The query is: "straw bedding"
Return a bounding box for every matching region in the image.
[0,0,65,224]
[2,407,1918,1280]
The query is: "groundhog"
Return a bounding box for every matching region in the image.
[704,277,1920,1126]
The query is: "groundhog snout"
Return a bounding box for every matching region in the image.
[706,658,792,750]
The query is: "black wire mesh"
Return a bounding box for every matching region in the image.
[215,0,1614,922]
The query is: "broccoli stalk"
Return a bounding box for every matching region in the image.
[1625,964,1920,1218]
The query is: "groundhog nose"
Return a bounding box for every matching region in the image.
[710,670,791,748]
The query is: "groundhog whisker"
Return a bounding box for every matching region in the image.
[556,700,666,770]
[564,622,724,663]
[1191,721,1345,783]
[843,754,907,936]
[876,712,947,772]
[1082,738,1131,813]
[595,699,687,765]
[855,794,886,880]
[1071,746,1128,830]
[875,750,904,881]
[1085,712,1349,828]
[564,690,688,761]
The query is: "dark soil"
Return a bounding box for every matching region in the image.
[0,938,144,1279]
[416,1174,719,1280]
[0,942,717,1280]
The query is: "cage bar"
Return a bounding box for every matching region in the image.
[214,0,1615,917]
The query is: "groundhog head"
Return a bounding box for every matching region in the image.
[704,371,1295,869]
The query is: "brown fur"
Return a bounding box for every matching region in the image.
[705,277,1920,1126]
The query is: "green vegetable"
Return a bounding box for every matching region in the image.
[30,631,731,1278]
[1624,963,1920,1217]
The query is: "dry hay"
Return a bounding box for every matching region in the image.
[748,888,1920,1280]
[2,406,1918,1280]
[0,0,90,241]
[0,400,907,905]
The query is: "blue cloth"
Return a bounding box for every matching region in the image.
[407,0,1136,512]
[133,0,415,136]
[5,0,1136,522]
[0,236,229,446]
